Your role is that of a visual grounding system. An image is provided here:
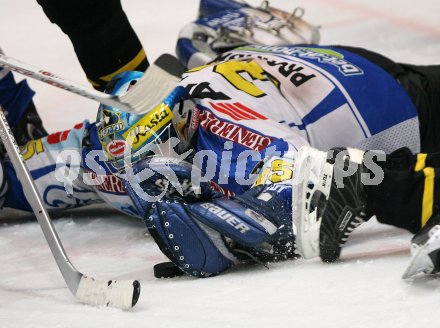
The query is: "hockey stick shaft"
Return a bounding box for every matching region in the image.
[0,53,184,114]
[0,108,82,292]
[0,108,140,309]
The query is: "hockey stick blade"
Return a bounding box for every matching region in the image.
[76,277,141,309]
[0,53,185,114]
[0,108,140,309]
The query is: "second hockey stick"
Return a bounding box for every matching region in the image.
[0,53,186,114]
[0,107,141,309]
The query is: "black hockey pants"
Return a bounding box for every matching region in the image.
[364,147,440,233]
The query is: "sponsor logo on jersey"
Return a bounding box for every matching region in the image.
[209,102,268,121]
[84,170,126,194]
[99,110,125,138]
[199,110,272,151]
[107,140,128,157]
[21,139,44,160]
[123,104,172,150]
[190,106,200,130]
[246,45,364,76]
[200,203,250,233]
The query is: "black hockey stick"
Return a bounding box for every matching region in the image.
[0,107,140,309]
[0,53,186,114]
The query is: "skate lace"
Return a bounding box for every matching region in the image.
[340,216,366,244]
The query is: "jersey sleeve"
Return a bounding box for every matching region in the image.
[4,121,99,211]
[4,121,140,218]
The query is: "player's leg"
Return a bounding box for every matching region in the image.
[293,146,440,262]
[398,64,440,153]
[293,146,371,261]
[0,65,47,144]
[381,150,440,278]
[198,0,247,18]
[36,0,149,91]
[366,149,440,233]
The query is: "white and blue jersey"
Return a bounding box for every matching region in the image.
[1,45,420,215]
[179,45,419,194]
[3,120,140,217]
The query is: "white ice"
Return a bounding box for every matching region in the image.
[1,0,440,327]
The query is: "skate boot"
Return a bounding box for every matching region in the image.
[292,146,330,259]
[293,146,369,262]
[402,214,440,279]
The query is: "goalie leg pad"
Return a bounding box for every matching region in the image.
[145,200,237,278]
[146,183,295,277]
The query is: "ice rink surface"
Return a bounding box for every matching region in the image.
[1,0,440,327]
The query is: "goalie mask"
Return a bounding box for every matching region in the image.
[97,71,176,171]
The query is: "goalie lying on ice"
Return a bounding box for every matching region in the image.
[1,43,440,277]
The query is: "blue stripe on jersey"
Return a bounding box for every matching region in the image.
[250,45,418,136]
[303,46,418,134]
[3,161,32,212]
[303,88,366,134]
[286,87,369,136]
[31,164,58,180]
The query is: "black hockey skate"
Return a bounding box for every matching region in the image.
[293,146,369,262]
[12,101,48,145]
[319,148,370,262]
[403,214,440,279]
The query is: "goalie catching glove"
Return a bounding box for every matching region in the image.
[125,156,295,277]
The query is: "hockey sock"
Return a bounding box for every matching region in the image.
[37,0,149,91]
